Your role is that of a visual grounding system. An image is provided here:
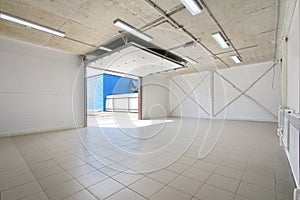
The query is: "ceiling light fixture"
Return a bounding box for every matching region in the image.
[212,32,229,49]
[183,56,198,65]
[0,13,65,37]
[98,46,112,52]
[113,19,152,42]
[231,55,242,63]
[180,0,203,15]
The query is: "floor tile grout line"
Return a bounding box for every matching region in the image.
[146,157,207,199]
[37,147,103,200]
[0,119,295,199]
[12,135,107,200]
[9,137,52,200]
[189,146,233,199]
[234,161,248,197]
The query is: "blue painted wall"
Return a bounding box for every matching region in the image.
[87,74,138,111]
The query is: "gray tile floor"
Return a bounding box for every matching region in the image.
[0,117,295,200]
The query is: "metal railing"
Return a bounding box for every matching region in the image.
[106,94,138,113]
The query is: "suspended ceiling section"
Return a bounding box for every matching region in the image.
[88,43,186,77]
[0,0,288,73]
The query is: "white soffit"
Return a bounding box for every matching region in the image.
[88,42,186,77]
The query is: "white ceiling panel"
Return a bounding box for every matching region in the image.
[88,43,186,77]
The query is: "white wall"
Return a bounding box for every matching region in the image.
[284,0,300,187]
[169,71,211,118]
[142,74,168,119]
[0,37,84,136]
[286,1,300,113]
[169,61,280,122]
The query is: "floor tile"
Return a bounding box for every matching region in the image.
[76,171,108,188]
[1,181,43,200]
[166,162,189,173]
[169,175,203,196]
[237,181,276,200]
[22,192,49,200]
[119,157,143,168]
[276,179,295,195]
[0,119,296,200]
[59,159,85,170]
[207,173,240,193]
[88,178,124,199]
[182,167,211,182]
[242,171,275,190]
[195,184,235,200]
[106,188,146,200]
[176,156,196,165]
[0,172,36,191]
[276,192,293,200]
[38,171,73,190]
[193,160,218,172]
[147,169,178,184]
[32,164,63,179]
[129,177,164,198]
[221,159,247,171]
[100,166,123,177]
[149,186,191,200]
[112,171,144,186]
[29,160,57,171]
[215,165,244,180]
[67,164,96,178]
[234,195,252,200]
[64,190,97,200]
[45,179,83,200]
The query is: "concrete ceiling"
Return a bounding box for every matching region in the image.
[0,0,288,73]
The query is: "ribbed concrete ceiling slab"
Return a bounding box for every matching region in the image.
[150,0,183,12]
[0,0,288,73]
[145,23,191,49]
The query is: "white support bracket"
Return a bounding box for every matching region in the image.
[214,62,278,117]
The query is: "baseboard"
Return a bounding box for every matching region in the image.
[169,115,277,123]
[0,125,84,137]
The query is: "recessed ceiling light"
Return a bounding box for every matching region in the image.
[180,0,203,15]
[183,56,198,65]
[113,19,152,42]
[0,13,65,37]
[212,32,229,49]
[231,55,242,63]
[98,46,112,52]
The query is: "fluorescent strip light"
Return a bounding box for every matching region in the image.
[183,56,198,65]
[212,32,229,49]
[0,13,65,37]
[180,0,202,15]
[113,19,152,42]
[231,55,242,63]
[98,46,112,52]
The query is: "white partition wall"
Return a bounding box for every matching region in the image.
[0,37,84,136]
[168,61,280,122]
[169,71,211,119]
[142,74,168,119]
[286,1,300,114]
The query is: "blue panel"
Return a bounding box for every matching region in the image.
[87,75,103,111]
[102,74,138,111]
